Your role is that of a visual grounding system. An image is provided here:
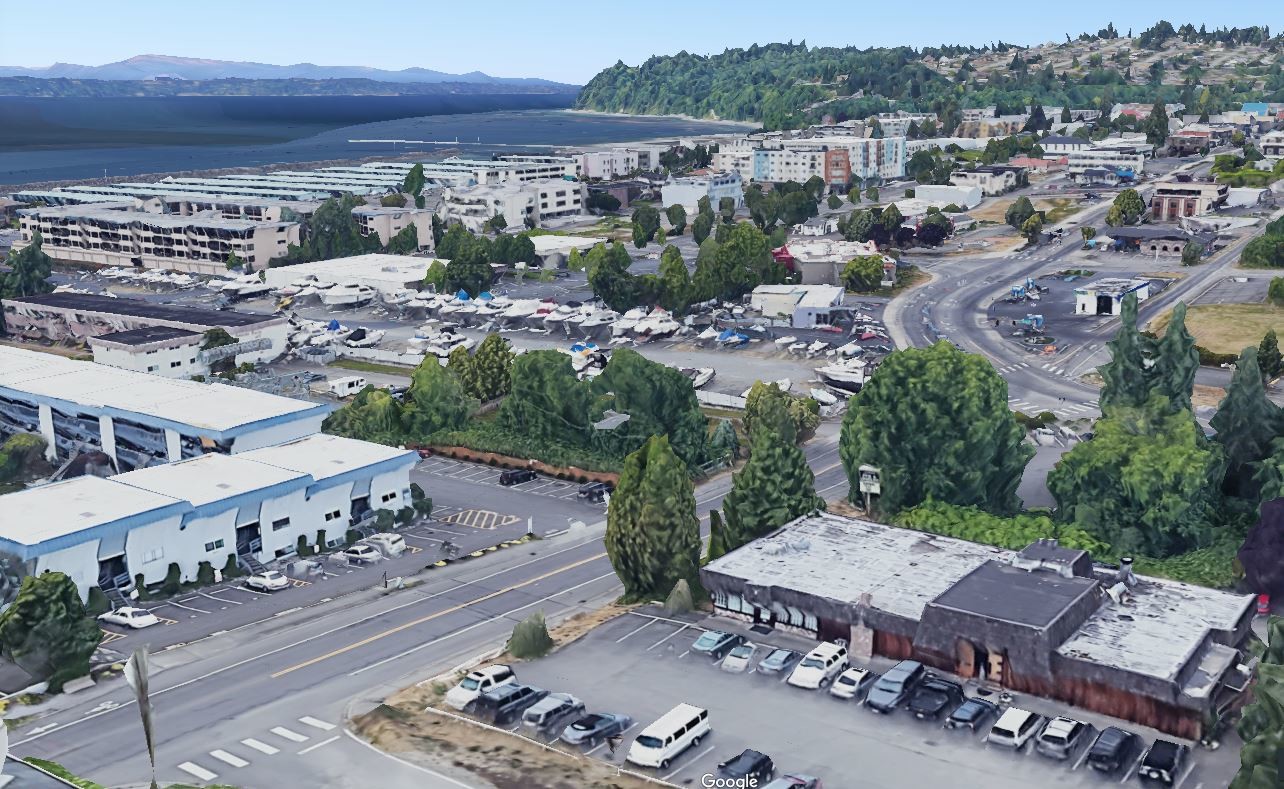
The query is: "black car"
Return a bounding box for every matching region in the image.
[499,468,537,486]
[578,481,614,502]
[717,749,775,782]
[474,683,548,725]
[944,697,999,731]
[1138,739,1189,786]
[691,630,746,660]
[1085,726,1141,774]
[906,676,965,720]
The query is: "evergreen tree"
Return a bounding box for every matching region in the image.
[402,163,426,197]
[1260,329,1283,381]
[665,204,687,235]
[385,224,419,255]
[0,572,102,691]
[322,387,406,445]
[460,333,514,402]
[304,195,380,261]
[605,436,701,602]
[722,398,825,552]
[705,509,730,563]
[1097,294,1154,414]
[1,232,55,299]
[1229,616,1284,789]
[1213,347,1282,500]
[692,212,714,244]
[707,418,740,464]
[657,245,692,314]
[444,237,493,297]
[402,356,474,439]
[1150,302,1200,413]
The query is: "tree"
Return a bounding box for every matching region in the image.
[604,436,701,602]
[665,204,687,235]
[1260,330,1283,381]
[1005,196,1035,229]
[1,232,55,298]
[423,259,448,291]
[444,237,493,297]
[705,509,731,563]
[1213,347,1281,500]
[697,195,712,217]
[436,223,472,260]
[718,196,736,223]
[322,386,407,445]
[1081,226,1097,243]
[743,382,817,443]
[847,186,862,204]
[385,224,419,255]
[707,419,740,465]
[499,350,591,447]
[485,213,508,234]
[896,500,1109,553]
[865,187,879,203]
[1150,302,1200,413]
[1145,102,1170,146]
[1229,613,1284,789]
[1049,394,1224,556]
[1020,213,1044,243]
[840,342,1032,516]
[664,579,695,615]
[632,204,661,244]
[880,204,904,236]
[402,163,426,197]
[0,572,101,691]
[457,333,514,402]
[402,357,474,439]
[225,251,243,270]
[380,193,408,208]
[826,193,843,210]
[591,348,708,467]
[1097,294,1154,414]
[843,210,875,242]
[1060,106,1072,123]
[1107,189,1146,226]
[430,214,446,247]
[691,212,714,244]
[657,245,692,314]
[842,255,886,292]
[1180,241,1204,266]
[586,191,621,213]
[305,195,380,261]
[587,242,641,312]
[200,327,238,375]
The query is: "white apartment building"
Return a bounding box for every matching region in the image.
[949,166,1025,196]
[14,204,300,275]
[713,137,906,186]
[1065,144,1149,176]
[661,172,744,213]
[1262,131,1284,159]
[1038,135,1093,157]
[351,206,434,249]
[88,327,213,379]
[873,112,938,137]
[580,149,640,180]
[439,179,584,232]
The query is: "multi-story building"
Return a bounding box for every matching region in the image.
[1065,144,1149,176]
[1038,135,1092,157]
[579,149,640,180]
[439,179,584,232]
[1262,130,1284,158]
[351,206,434,249]
[14,203,300,275]
[950,165,1026,196]
[1150,181,1229,221]
[713,137,905,187]
[873,112,938,137]
[660,171,744,213]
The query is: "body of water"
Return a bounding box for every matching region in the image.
[0,95,751,186]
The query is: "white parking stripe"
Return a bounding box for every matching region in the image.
[299,716,336,731]
[177,762,218,781]
[615,619,656,643]
[663,744,715,780]
[241,738,278,755]
[209,749,248,767]
[647,624,690,650]
[298,734,340,754]
[198,591,242,606]
[164,600,210,614]
[271,726,309,742]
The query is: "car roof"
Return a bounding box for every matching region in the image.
[885,659,922,677]
[1043,717,1082,736]
[470,664,511,679]
[1147,740,1182,761]
[807,642,844,657]
[995,707,1035,726]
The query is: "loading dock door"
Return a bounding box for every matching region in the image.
[1097,295,1113,315]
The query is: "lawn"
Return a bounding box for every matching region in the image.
[1148,303,1284,355]
[1035,197,1083,225]
[330,358,415,377]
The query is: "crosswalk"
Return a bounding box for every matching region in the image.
[175,715,337,784]
[1009,396,1099,420]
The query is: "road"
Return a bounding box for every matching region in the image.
[11,425,849,788]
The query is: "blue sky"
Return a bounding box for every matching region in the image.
[2,1,1281,85]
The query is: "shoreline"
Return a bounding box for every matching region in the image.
[560,107,758,127]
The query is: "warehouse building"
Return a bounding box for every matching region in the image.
[260,253,444,296]
[749,284,848,328]
[701,514,1254,738]
[1073,278,1151,316]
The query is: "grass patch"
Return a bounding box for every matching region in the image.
[1148,303,1283,356]
[330,358,415,377]
[1035,197,1083,225]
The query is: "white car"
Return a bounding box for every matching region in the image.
[987,707,1045,750]
[245,570,289,591]
[787,642,849,689]
[829,667,875,700]
[98,607,160,630]
[343,544,382,564]
[444,665,516,711]
[720,642,758,673]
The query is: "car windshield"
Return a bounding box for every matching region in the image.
[729,645,752,658]
[460,677,480,690]
[764,651,788,664]
[1043,731,1068,744]
[873,677,900,692]
[800,657,824,669]
[694,632,723,649]
[635,735,663,749]
[837,675,856,685]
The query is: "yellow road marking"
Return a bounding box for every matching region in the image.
[439,509,519,530]
[270,552,607,678]
[407,545,423,554]
[156,616,178,626]
[289,578,312,587]
[100,629,125,644]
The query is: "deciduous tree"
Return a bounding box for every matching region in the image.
[657,245,692,314]
[842,255,886,292]
[498,350,591,446]
[591,348,707,468]
[0,572,101,691]
[1213,347,1282,500]
[403,356,474,440]
[665,204,687,235]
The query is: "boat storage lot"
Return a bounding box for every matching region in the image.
[512,610,1236,789]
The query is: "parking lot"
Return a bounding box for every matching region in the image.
[505,610,1236,789]
[417,457,606,506]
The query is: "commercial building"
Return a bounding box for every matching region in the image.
[949,165,1026,196]
[1102,227,1217,258]
[13,203,300,275]
[1066,143,1149,176]
[1037,135,1092,157]
[352,206,434,249]
[661,171,744,213]
[1073,278,1151,316]
[1262,130,1284,158]
[1150,181,1229,221]
[912,184,982,209]
[0,345,328,470]
[527,234,611,267]
[773,238,885,286]
[261,253,444,296]
[701,514,1253,738]
[2,292,287,370]
[0,433,415,601]
[439,179,584,232]
[713,138,906,186]
[749,284,848,328]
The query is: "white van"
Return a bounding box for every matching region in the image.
[626,703,710,770]
[363,533,406,558]
[328,376,367,397]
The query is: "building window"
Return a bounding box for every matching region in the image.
[204,539,225,552]
[324,509,342,522]
[147,365,158,372]
[170,360,182,368]
[271,516,291,531]
[380,491,397,503]
[142,547,164,564]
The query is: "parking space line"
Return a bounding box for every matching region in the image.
[241,738,278,755]
[161,600,209,614]
[663,744,714,780]
[1070,741,1091,770]
[1172,759,1196,789]
[1120,751,1144,783]
[228,585,269,597]
[586,722,637,755]
[270,726,309,743]
[646,624,690,651]
[615,618,656,643]
[209,749,248,768]
[299,716,336,731]
[177,762,218,782]
[99,629,126,644]
[198,591,242,606]
[298,734,340,755]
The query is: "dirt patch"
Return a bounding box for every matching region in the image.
[1147,303,1283,355]
[1033,198,1083,225]
[969,197,1015,223]
[1193,384,1227,410]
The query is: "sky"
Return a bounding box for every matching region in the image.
[3,1,1282,85]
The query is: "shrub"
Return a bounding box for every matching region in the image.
[374,509,395,532]
[1036,411,1057,424]
[507,611,554,659]
[663,579,694,615]
[195,561,215,587]
[316,530,327,551]
[161,563,182,596]
[221,553,243,579]
[345,528,362,546]
[1197,345,1239,367]
[296,534,314,558]
[133,574,149,601]
[395,506,415,525]
[85,587,111,617]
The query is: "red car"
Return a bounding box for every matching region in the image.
[1258,594,1271,615]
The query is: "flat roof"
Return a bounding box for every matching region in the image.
[261,253,440,284]
[92,326,201,346]
[0,346,327,437]
[0,475,185,548]
[239,433,416,482]
[703,513,1013,621]
[1075,277,1150,295]
[528,235,610,255]
[751,284,845,309]
[931,561,1099,629]
[19,203,293,231]
[115,452,309,507]
[4,292,278,328]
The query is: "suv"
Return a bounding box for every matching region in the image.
[905,675,964,720]
[864,660,926,713]
[444,665,516,711]
[986,707,1044,750]
[787,643,849,689]
[1085,726,1140,774]
[578,481,614,502]
[691,631,745,660]
[1035,716,1094,761]
[499,468,537,486]
[1138,739,1189,786]
[717,749,775,782]
[522,692,584,733]
[475,683,548,725]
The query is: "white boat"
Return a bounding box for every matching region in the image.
[344,327,385,348]
[499,298,544,326]
[611,307,649,336]
[579,309,619,336]
[810,387,839,406]
[309,325,354,346]
[816,359,868,394]
[774,335,798,348]
[696,326,721,343]
[836,341,865,357]
[219,275,272,301]
[678,367,715,389]
[543,304,576,328]
[409,327,475,358]
[382,288,418,306]
[320,283,376,307]
[526,300,559,328]
[634,309,681,340]
[807,341,830,356]
[788,341,808,354]
[775,378,792,393]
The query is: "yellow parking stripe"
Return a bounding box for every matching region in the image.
[438,509,519,530]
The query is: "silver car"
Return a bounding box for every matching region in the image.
[522,693,584,733]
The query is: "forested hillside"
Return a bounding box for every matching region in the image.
[574,22,1284,130]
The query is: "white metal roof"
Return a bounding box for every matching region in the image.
[260,253,441,290]
[239,433,415,482]
[114,452,308,507]
[0,475,183,546]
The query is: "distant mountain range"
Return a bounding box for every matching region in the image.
[0,54,578,89]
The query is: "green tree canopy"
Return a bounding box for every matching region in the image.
[1097,293,1155,414]
[1213,346,1282,500]
[1260,329,1283,381]
[402,163,426,196]
[403,357,474,440]
[0,572,101,690]
[692,212,714,244]
[1005,196,1036,229]
[743,381,818,443]
[1,232,55,299]
[498,350,591,447]
[842,255,886,292]
[665,204,687,235]
[840,342,1032,516]
[590,348,708,468]
[444,236,493,297]
[457,333,514,402]
[1106,189,1146,226]
[1149,301,1200,414]
[895,500,1109,553]
[385,224,419,255]
[322,386,407,445]
[657,245,692,314]
[304,195,381,261]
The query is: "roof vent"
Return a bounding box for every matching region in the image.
[1116,556,1137,587]
[1106,582,1132,606]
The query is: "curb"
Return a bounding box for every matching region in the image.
[422,533,537,570]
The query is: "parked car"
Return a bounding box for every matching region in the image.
[444,665,516,711]
[1035,716,1094,760]
[691,630,745,660]
[1138,739,1189,786]
[628,704,710,769]
[757,648,801,677]
[521,692,584,733]
[720,642,759,673]
[829,667,877,701]
[986,707,1044,750]
[1085,726,1141,774]
[762,776,822,789]
[244,570,289,591]
[906,676,964,720]
[717,749,775,782]
[865,659,926,713]
[499,468,537,486]
[945,697,1000,731]
[363,533,407,558]
[560,712,634,747]
[787,642,849,689]
[98,607,160,629]
[1258,594,1272,615]
[474,683,548,725]
[578,481,614,502]
[342,544,382,564]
